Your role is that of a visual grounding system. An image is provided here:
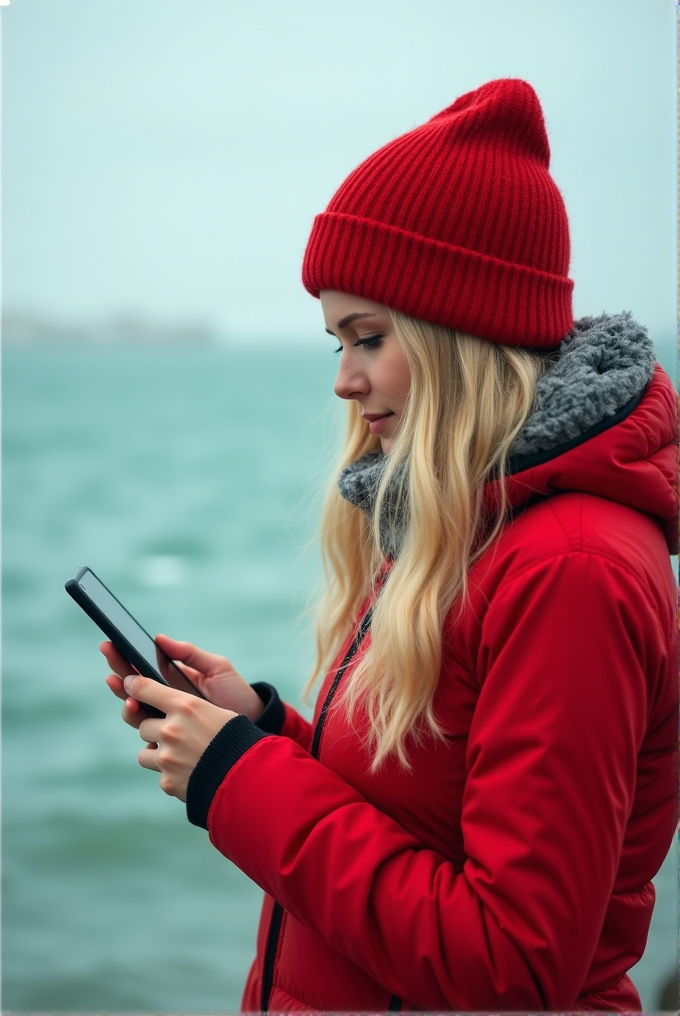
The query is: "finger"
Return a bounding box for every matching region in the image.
[123,674,180,712]
[138,744,161,772]
[106,674,142,710]
[150,636,198,681]
[100,641,137,679]
[104,672,153,724]
[138,717,162,743]
[105,673,127,701]
[105,674,145,707]
[157,653,202,684]
[121,700,145,730]
[105,676,145,727]
[100,641,131,675]
[154,635,232,676]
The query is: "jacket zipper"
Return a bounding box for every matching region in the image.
[260,602,376,1012]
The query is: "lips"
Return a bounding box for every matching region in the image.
[361,411,395,437]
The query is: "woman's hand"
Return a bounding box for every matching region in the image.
[122,675,238,802]
[101,635,265,728]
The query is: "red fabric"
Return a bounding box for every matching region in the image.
[211,367,677,1013]
[302,78,573,347]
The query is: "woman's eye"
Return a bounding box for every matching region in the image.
[354,335,383,349]
[332,334,383,353]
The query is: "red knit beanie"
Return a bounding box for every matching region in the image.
[302,78,573,348]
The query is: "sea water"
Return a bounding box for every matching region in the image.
[2,347,676,1013]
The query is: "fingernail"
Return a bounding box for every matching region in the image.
[123,676,134,692]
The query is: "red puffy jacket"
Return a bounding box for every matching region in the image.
[187,331,678,1012]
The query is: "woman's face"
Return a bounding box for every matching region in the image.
[320,291,411,454]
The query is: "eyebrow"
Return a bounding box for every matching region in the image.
[325,312,377,335]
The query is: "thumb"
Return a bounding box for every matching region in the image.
[154,634,194,659]
[154,634,229,676]
[123,674,176,710]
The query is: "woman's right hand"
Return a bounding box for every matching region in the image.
[101,634,265,728]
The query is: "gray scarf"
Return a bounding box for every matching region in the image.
[337,312,655,557]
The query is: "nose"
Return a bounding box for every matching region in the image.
[334,351,370,401]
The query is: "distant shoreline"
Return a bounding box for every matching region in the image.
[2,313,218,347]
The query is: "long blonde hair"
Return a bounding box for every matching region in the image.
[307,310,548,769]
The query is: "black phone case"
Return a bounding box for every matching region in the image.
[66,567,171,718]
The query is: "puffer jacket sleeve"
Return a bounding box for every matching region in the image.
[278,702,313,748]
[203,550,675,1011]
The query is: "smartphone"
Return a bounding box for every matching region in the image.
[65,566,205,718]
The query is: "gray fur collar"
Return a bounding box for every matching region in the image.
[508,311,654,464]
[337,312,655,553]
[337,449,402,558]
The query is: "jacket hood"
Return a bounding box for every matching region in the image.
[338,313,678,554]
[498,313,677,552]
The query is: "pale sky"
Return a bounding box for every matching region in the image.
[3,0,676,365]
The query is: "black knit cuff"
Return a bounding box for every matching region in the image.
[251,682,286,734]
[186,714,270,829]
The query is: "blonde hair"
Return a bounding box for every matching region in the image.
[307,311,548,769]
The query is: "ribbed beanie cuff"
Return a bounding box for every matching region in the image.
[304,212,573,348]
[302,78,574,348]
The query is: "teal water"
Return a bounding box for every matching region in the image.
[2,348,676,1013]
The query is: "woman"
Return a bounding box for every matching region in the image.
[103,78,678,1011]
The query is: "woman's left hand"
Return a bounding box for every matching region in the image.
[122,675,238,802]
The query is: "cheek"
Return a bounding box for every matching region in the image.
[383,349,411,408]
